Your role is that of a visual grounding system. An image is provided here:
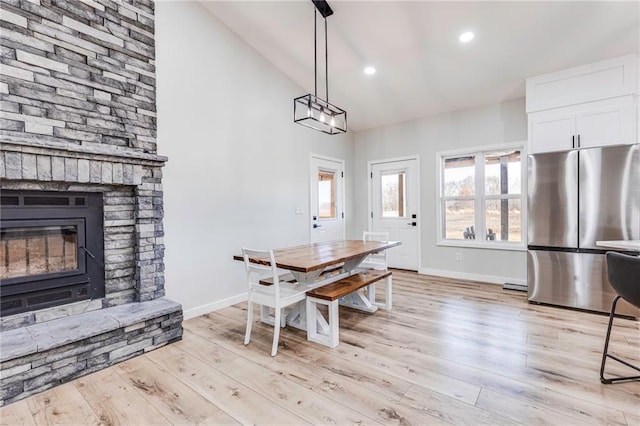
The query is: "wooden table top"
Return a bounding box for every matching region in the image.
[235,240,401,273]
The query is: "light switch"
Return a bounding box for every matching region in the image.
[295,205,304,214]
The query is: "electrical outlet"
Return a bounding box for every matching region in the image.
[455,252,462,262]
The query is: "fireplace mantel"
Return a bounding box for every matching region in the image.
[0,139,168,166]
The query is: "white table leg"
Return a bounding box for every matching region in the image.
[259,305,287,327]
[339,289,378,313]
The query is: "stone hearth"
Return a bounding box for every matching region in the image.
[0,0,182,405]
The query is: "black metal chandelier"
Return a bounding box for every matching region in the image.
[293,0,347,135]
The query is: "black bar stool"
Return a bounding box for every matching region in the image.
[600,251,640,384]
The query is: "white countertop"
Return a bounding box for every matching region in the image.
[595,240,640,251]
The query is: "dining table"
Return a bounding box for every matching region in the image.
[235,239,401,331]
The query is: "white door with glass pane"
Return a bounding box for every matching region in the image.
[310,156,345,243]
[370,158,419,270]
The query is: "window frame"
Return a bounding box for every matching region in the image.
[436,142,527,251]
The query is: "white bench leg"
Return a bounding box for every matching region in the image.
[306,296,339,348]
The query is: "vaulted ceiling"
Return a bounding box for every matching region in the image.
[200,1,640,131]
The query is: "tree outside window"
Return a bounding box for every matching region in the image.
[440,148,523,246]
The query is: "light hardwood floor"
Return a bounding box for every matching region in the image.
[1,270,639,425]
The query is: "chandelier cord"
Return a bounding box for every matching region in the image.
[314,8,317,98]
[325,17,329,103]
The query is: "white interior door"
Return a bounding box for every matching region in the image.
[310,156,345,243]
[370,158,419,270]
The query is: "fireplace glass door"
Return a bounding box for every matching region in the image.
[0,220,85,284]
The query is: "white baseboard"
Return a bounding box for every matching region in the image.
[418,268,526,286]
[183,292,247,320]
[183,269,525,320]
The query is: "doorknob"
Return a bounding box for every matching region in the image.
[313,224,322,228]
[406,222,417,227]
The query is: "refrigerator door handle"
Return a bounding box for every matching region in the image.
[577,134,580,148]
[572,135,575,149]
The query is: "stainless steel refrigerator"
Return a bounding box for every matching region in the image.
[527,144,640,317]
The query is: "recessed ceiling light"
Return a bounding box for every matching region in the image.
[364,66,376,75]
[459,31,474,43]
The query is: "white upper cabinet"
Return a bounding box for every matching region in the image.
[529,96,636,153]
[526,55,637,113]
[528,109,575,153]
[575,97,635,149]
[526,55,638,154]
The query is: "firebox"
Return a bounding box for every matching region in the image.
[0,191,105,316]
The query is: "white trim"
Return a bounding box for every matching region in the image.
[183,292,247,320]
[310,153,345,164]
[369,154,421,165]
[310,154,346,243]
[368,155,421,271]
[435,141,524,158]
[437,240,526,252]
[419,268,526,286]
[435,141,527,249]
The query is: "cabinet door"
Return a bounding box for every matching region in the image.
[528,109,575,153]
[576,96,635,149]
[525,54,637,113]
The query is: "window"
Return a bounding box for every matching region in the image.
[317,170,336,219]
[380,171,406,217]
[439,146,524,248]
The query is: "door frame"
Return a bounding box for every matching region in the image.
[310,153,346,243]
[367,155,421,270]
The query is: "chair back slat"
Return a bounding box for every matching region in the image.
[363,231,389,243]
[362,231,389,270]
[242,248,280,296]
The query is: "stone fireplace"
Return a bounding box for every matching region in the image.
[0,0,182,405]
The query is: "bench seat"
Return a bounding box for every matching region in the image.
[306,270,391,300]
[306,270,392,348]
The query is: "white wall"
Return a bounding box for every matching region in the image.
[353,98,528,285]
[155,1,354,318]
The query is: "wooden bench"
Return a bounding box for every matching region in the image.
[305,270,392,348]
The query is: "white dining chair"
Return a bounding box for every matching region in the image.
[359,231,389,270]
[242,248,307,356]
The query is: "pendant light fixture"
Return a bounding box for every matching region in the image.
[293,0,347,135]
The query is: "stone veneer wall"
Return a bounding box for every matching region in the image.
[0,0,182,405]
[0,0,157,151]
